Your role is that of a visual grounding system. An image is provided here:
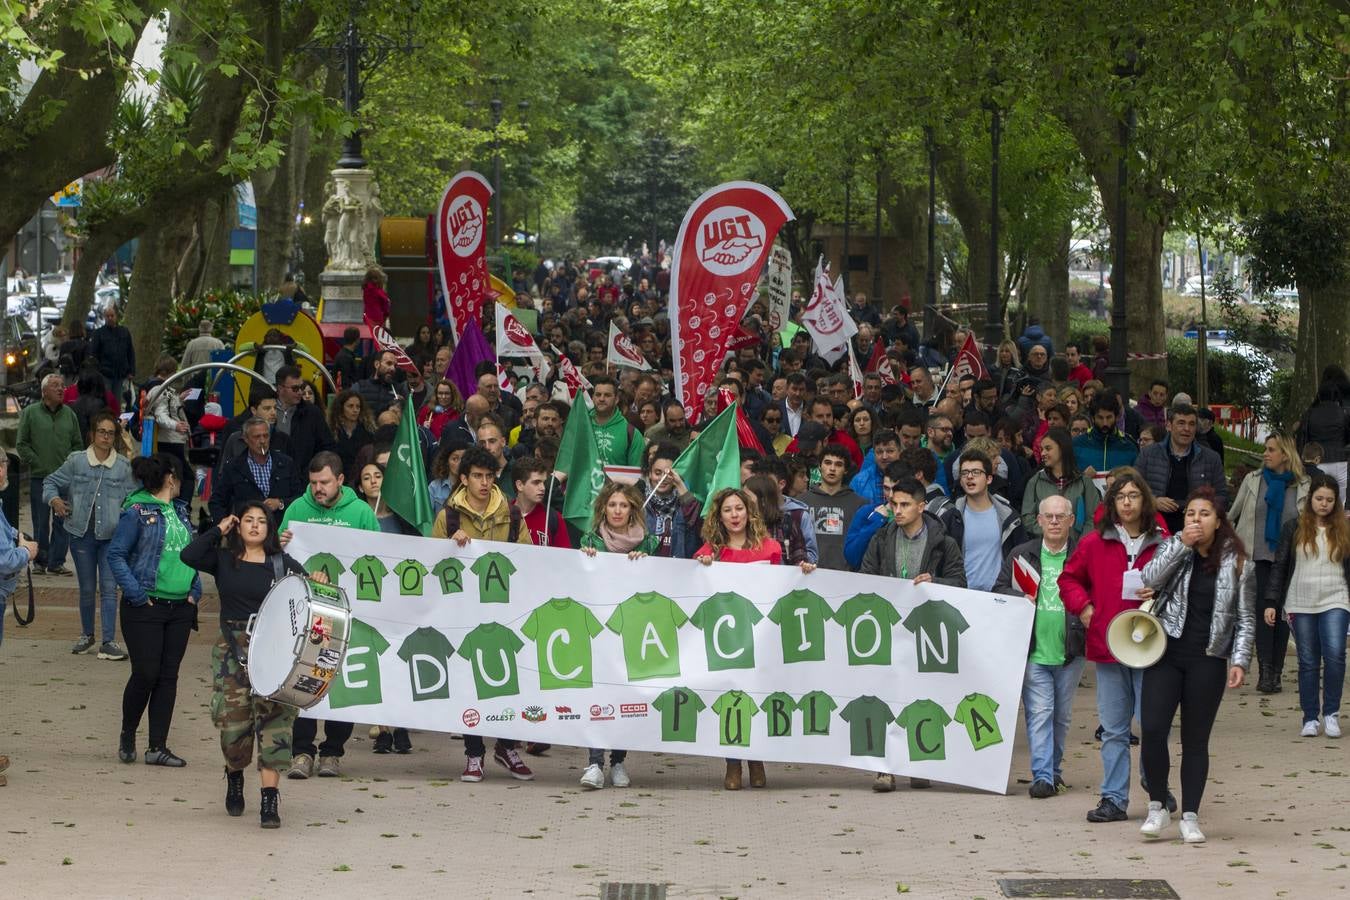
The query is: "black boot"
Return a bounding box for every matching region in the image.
[260,787,280,829]
[1256,662,1274,693]
[118,732,136,764]
[225,769,245,817]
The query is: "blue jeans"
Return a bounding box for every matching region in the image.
[1291,609,1349,723]
[1094,661,1143,808]
[588,748,627,766]
[30,477,68,569]
[71,530,118,642]
[1023,656,1087,785]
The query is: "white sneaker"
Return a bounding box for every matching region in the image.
[1178,812,1205,843]
[1324,714,1341,738]
[579,763,605,790]
[1301,720,1320,737]
[1139,801,1171,839]
[609,762,630,788]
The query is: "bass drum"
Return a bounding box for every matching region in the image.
[247,575,352,709]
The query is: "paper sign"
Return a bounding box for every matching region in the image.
[1121,569,1146,602]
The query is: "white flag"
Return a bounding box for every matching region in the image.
[495,304,544,358]
[606,322,653,371]
[800,256,856,365]
[762,242,793,334]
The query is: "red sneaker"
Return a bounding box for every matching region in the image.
[493,743,535,781]
[461,756,484,783]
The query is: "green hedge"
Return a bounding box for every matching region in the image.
[1161,337,1273,420]
[163,290,265,360]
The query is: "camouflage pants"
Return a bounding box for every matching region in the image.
[211,624,296,773]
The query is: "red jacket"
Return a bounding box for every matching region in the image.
[1058,526,1167,663]
[1068,363,1093,388]
[695,539,783,565]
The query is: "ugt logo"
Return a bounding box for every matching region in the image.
[696,205,764,276]
[448,197,484,257]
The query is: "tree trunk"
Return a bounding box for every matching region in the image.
[1023,220,1072,349]
[1289,279,1350,427]
[939,153,990,330]
[128,217,196,377]
[882,174,928,311]
[62,229,123,328]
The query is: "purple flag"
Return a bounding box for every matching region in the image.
[445,317,494,401]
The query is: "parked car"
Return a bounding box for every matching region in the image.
[1,312,37,382]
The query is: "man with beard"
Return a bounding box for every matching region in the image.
[1072,390,1140,478]
[353,350,406,416]
[644,397,693,451]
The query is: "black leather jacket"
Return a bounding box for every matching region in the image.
[1265,518,1350,613]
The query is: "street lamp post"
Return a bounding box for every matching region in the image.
[872,149,883,303]
[1105,106,1136,400]
[842,154,854,294]
[924,126,938,338]
[984,98,1005,364]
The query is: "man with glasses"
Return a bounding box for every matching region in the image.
[925,413,956,494]
[995,495,1085,798]
[273,365,334,472]
[939,451,1026,592]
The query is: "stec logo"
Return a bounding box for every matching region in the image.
[522,705,547,723]
[555,705,581,721]
[461,709,480,728]
[589,703,615,721]
[620,703,649,718]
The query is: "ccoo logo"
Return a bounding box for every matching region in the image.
[696,206,765,276]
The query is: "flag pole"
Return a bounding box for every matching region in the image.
[542,472,556,545]
[932,362,957,405]
[641,470,672,510]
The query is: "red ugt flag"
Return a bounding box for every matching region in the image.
[951,332,989,382]
[669,181,793,422]
[364,315,420,376]
[435,171,493,341]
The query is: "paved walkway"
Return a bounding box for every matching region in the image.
[1,591,1345,898]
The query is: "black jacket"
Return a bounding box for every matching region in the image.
[208,450,303,524]
[859,515,966,586]
[331,345,367,390]
[1297,400,1350,464]
[993,537,1086,660]
[354,376,407,417]
[88,324,136,380]
[276,400,334,471]
[1265,517,1350,613]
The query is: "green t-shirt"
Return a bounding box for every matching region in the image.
[394,559,429,596]
[456,622,525,699]
[760,691,797,737]
[432,557,465,595]
[954,692,1003,750]
[833,592,901,666]
[350,555,388,602]
[902,599,970,674]
[605,592,688,680]
[471,552,517,603]
[766,589,834,664]
[711,690,758,748]
[690,592,763,671]
[797,690,838,736]
[326,618,390,709]
[1030,547,1069,666]
[652,686,705,742]
[396,626,456,701]
[839,695,895,758]
[521,599,605,690]
[896,699,952,761]
[304,551,346,584]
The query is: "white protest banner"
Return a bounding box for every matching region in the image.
[607,321,653,371]
[801,256,856,365]
[287,524,1032,793]
[762,242,793,333]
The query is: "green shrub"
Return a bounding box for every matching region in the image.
[162,290,264,359]
[1164,336,1273,420]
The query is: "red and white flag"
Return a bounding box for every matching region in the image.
[1012,555,1041,598]
[801,257,856,365]
[497,363,516,396]
[847,342,865,400]
[669,181,793,421]
[951,332,989,382]
[556,354,591,400]
[724,325,761,353]
[495,303,543,358]
[435,171,493,341]
[363,315,420,376]
[606,321,653,371]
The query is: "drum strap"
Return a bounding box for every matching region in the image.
[268,554,284,583]
[221,621,251,683]
[11,564,35,627]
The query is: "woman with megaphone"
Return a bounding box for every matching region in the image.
[1135,487,1255,844]
[1060,468,1170,826]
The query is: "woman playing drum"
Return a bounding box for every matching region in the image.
[181,500,327,828]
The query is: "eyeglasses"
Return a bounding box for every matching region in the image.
[1040,513,1071,523]
[959,469,989,478]
[763,416,781,423]
[94,429,118,437]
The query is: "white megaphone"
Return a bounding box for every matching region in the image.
[1105,598,1167,669]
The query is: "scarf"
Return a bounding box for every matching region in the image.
[599,520,647,554]
[1261,467,1295,552]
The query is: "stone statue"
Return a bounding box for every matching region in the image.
[322,170,383,274]
[361,179,384,268]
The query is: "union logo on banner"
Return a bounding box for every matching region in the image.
[435,171,494,341]
[495,304,541,358]
[364,315,420,375]
[951,333,989,382]
[607,322,652,371]
[669,182,793,421]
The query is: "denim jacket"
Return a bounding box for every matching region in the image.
[0,505,31,603]
[107,498,202,605]
[42,450,136,540]
[1141,534,1256,670]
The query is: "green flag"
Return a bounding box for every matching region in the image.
[673,401,742,514]
[383,393,434,535]
[556,398,605,531]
